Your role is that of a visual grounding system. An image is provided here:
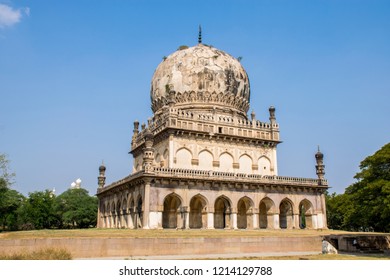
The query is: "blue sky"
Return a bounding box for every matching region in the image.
[0,0,389,196]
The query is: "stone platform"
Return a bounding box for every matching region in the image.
[0,235,323,259]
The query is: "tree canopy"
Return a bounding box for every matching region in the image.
[55,188,98,228]
[1,153,98,231]
[327,143,390,232]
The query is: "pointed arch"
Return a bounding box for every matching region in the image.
[259,197,275,229]
[214,196,232,229]
[121,198,128,228]
[237,196,254,229]
[258,156,271,175]
[189,194,208,229]
[100,203,106,228]
[163,149,169,167]
[106,202,111,228]
[135,196,143,228]
[299,199,314,229]
[176,147,192,169]
[198,149,213,170]
[219,152,234,172]
[163,193,183,229]
[111,201,116,229]
[279,198,294,229]
[239,154,253,174]
[155,153,161,166]
[129,198,135,229]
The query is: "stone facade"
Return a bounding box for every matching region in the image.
[96,42,329,230]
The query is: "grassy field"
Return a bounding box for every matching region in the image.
[0,228,378,239]
[0,248,72,260]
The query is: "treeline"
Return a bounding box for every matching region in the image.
[0,185,97,231]
[326,142,390,233]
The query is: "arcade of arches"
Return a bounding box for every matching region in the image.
[98,186,324,230]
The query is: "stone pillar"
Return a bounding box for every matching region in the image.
[266,213,274,229]
[252,210,259,229]
[273,213,280,229]
[231,211,238,229]
[293,214,300,229]
[97,204,102,228]
[149,211,162,229]
[207,212,214,229]
[127,211,134,229]
[312,214,318,229]
[225,210,231,229]
[143,179,151,229]
[320,193,328,229]
[182,206,190,229]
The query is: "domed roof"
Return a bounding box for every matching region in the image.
[150,44,250,116]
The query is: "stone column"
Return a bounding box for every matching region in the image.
[312,214,318,229]
[149,211,162,229]
[225,210,231,229]
[252,210,259,229]
[128,211,134,229]
[266,213,274,229]
[231,211,238,229]
[207,212,214,229]
[97,204,102,228]
[182,206,190,229]
[320,193,328,229]
[273,213,280,229]
[293,214,300,229]
[143,179,151,229]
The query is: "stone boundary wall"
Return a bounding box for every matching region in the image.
[0,236,322,258]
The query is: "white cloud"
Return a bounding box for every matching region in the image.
[0,3,29,28]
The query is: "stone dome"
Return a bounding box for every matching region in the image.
[150,44,250,117]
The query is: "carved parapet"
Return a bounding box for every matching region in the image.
[152,91,250,117]
[151,167,328,188]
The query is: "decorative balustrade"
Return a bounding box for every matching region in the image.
[99,167,327,193]
[132,107,280,149]
[152,167,326,186]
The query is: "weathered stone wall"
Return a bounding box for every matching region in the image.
[0,236,322,259]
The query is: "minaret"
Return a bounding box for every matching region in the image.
[142,129,155,173]
[98,162,106,188]
[315,147,325,185]
[131,120,139,148]
[269,106,276,125]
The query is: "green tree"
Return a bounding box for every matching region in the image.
[18,190,59,230]
[326,191,355,231]
[0,153,15,186]
[0,154,23,231]
[344,143,390,232]
[55,188,98,228]
[0,188,24,230]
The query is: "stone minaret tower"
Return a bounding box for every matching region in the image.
[315,147,325,185]
[142,128,155,173]
[98,163,106,188]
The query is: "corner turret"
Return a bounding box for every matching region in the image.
[98,162,106,188]
[315,147,325,184]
